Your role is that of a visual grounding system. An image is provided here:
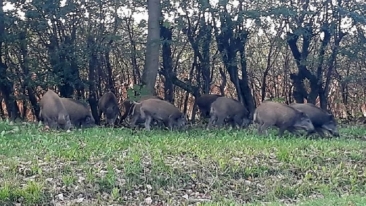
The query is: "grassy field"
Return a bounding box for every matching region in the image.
[0,121,366,206]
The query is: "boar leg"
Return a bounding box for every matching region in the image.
[112,115,118,127]
[287,127,302,136]
[277,126,287,137]
[47,121,57,129]
[304,129,321,138]
[129,114,140,129]
[107,119,114,127]
[241,118,251,128]
[98,110,103,125]
[207,115,217,129]
[200,109,208,119]
[167,119,174,131]
[313,127,328,138]
[45,117,58,129]
[167,114,180,131]
[257,123,269,135]
[225,117,236,129]
[65,119,72,130]
[233,115,245,129]
[215,117,225,129]
[144,115,153,131]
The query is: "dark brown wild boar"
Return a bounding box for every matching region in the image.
[39,90,72,130]
[120,95,163,122]
[61,98,96,129]
[207,97,251,129]
[289,103,339,137]
[253,101,315,137]
[130,98,186,131]
[98,92,120,127]
[194,94,222,119]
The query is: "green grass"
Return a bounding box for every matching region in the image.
[0,121,366,205]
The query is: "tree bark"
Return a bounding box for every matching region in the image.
[160,21,174,102]
[87,36,99,124]
[126,16,141,85]
[0,1,19,120]
[19,29,40,120]
[141,0,161,95]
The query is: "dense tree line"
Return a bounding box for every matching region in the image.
[0,0,365,123]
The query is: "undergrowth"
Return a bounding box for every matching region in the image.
[0,121,365,205]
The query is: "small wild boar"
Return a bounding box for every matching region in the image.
[120,95,163,122]
[60,98,96,129]
[98,91,120,127]
[253,101,315,137]
[208,97,251,129]
[39,90,72,130]
[130,98,186,131]
[194,94,222,119]
[289,103,339,137]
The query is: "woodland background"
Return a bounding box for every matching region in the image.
[0,0,366,124]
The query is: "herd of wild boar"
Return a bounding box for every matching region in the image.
[39,89,340,137]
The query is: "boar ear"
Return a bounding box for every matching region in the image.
[299,111,308,118]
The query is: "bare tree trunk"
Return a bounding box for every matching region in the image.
[183,63,196,117]
[160,20,174,102]
[126,16,141,85]
[87,36,99,124]
[17,27,41,120]
[141,0,161,95]
[105,51,115,93]
[218,67,226,95]
[0,1,19,120]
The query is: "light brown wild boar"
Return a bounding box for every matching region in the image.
[39,90,72,130]
[60,98,96,129]
[130,98,186,131]
[120,95,163,123]
[207,97,251,129]
[289,103,339,137]
[98,91,120,127]
[193,94,223,119]
[253,101,315,137]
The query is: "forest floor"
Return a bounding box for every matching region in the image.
[0,121,366,205]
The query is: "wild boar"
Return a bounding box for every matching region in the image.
[98,91,120,127]
[130,98,186,131]
[194,94,223,119]
[289,103,339,137]
[253,101,315,137]
[39,90,72,130]
[120,95,163,122]
[207,97,251,129]
[60,98,96,129]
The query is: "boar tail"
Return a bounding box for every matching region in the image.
[209,105,215,116]
[130,102,142,116]
[139,106,146,119]
[39,109,43,120]
[253,110,258,123]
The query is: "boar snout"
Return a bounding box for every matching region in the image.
[107,118,116,127]
[241,118,252,128]
[59,118,72,130]
[323,124,339,137]
[84,116,96,128]
[298,118,315,132]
